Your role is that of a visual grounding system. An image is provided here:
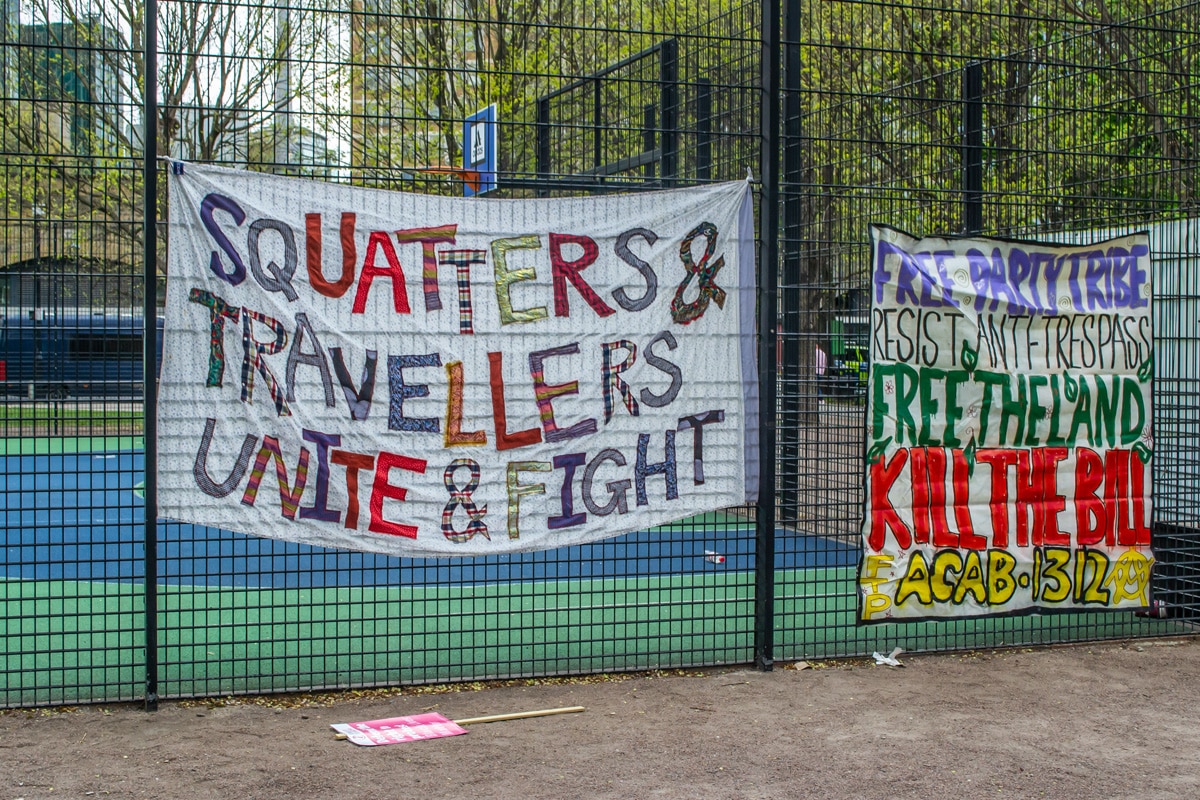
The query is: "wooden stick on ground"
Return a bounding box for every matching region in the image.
[453,706,586,725]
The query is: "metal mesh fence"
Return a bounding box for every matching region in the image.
[774,0,1200,659]
[2,0,1198,707]
[2,0,148,706]
[145,0,763,703]
[3,0,764,707]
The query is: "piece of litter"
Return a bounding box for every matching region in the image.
[791,660,811,671]
[872,647,905,667]
[704,550,726,564]
[1135,600,1168,618]
[332,706,586,745]
[331,712,467,746]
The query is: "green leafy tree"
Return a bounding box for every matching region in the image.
[0,0,337,280]
[338,0,748,191]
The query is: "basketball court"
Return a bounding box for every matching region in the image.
[4,436,875,702]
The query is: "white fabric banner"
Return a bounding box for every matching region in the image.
[859,225,1154,622]
[159,163,756,557]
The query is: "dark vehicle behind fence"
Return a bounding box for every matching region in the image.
[0,311,163,399]
[826,313,868,398]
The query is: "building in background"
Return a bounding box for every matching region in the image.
[18,17,121,155]
[172,105,252,165]
[280,126,338,177]
[348,0,491,181]
[1,0,18,100]
[2,11,134,301]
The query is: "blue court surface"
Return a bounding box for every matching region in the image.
[3,448,858,588]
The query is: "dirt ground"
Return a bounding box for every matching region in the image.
[3,637,1199,800]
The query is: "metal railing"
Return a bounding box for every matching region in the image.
[2,0,1197,708]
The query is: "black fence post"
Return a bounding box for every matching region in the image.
[659,38,678,187]
[536,97,551,197]
[777,0,804,525]
[142,0,160,712]
[592,78,603,178]
[642,103,656,181]
[755,0,782,673]
[963,61,984,233]
[696,77,712,181]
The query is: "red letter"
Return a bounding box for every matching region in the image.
[910,447,931,545]
[977,449,1017,548]
[928,447,957,548]
[1014,450,1046,547]
[368,451,427,538]
[868,449,911,551]
[550,233,615,318]
[331,449,375,530]
[1131,448,1151,546]
[1074,447,1107,546]
[488,352,542,451]
[1041,447,1070,545]
[952,448,986,550]
[306,212,356,298]
[1106,449,1138,546]
[352,231,411,314]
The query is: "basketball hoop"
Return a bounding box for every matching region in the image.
[405,166,483,193]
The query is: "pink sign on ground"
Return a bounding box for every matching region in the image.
[331,712,468,746]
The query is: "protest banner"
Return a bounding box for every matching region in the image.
[859,225,1154,622]
[159,163,757,558]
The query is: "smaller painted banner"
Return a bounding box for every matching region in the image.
[859,225,1154,622]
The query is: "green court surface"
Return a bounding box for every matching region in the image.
[4,568,1184,707]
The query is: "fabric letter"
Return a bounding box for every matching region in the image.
[388,353,442,433]
[330,348,377,421]
[678,410,724,485]
[506,461,550,540]
[368,452,427,538]
[549,452,587,529]
[492,235,548,325]
[286,312,336,407]
[549,232,614,318]
[582,449,631,516]
[439,249,487,334]
[529,343,597,442]
[240,435,310,520]
[298,429,342,522]
[331,449,375,530]
[670,222,727,324]
[200,193,246,285]
[635,431,679,506]
[442,459,489,543]
[612,228,659,312]
[444,361,487,447]
[305,212,357,298]
[240,309,290,416]
[193,417,256,497]
[247,218,299,301]
[352,231,411,314]
[601,340,639,423]
[640,331,683,407]
[188,288,240,387]
[395,225,457,312]
[488,351,542,451]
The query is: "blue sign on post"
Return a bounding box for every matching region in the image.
[464,104,497,197]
